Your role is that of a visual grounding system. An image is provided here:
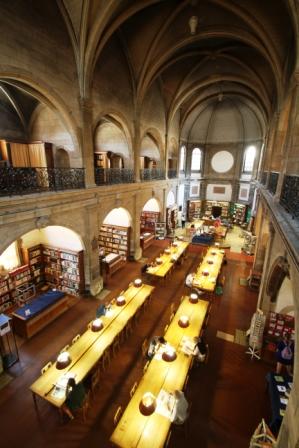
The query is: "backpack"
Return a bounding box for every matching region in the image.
[281,344,292,360]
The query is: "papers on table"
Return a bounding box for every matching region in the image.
[274,375,284,382]
[51,372,76,399]
[279,409,285,417]
[277,385,286,393]
[155,389,176,421]
[179,336,196,355]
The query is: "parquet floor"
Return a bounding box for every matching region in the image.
[0,241,274,448]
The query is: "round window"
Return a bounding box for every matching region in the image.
[211,151,234,173]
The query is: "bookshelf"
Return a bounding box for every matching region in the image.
[140,211,160,232]
[94,152,107,168]
[204,201,230,218]
[8,265,32,309]
[155,222,166,239]
[187,200,202,221]
[231,203,247,223]
[43,246,85,295]
[0,276,11,313]
[98,224,130,259]
[23,244,44,287]
[166,206,178,233]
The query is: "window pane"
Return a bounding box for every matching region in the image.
[191,148,201,171]
[243,146,256,172]
[0,242,20,271]
[180,146,186,171]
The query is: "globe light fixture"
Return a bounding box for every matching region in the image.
[91,318,104,332]
[56,351,72,370]
[139,392,157,416]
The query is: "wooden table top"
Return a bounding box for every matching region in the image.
[146,241,189,278]
[192,247,224,292]
[110,297,209,448]
[30,283,154,408]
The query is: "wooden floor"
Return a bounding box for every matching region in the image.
[0,240,274,448]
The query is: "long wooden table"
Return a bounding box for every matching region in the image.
[30,283,154,408]
[192,247,224,292]
[146,241,189,278]
[110,297,209,448]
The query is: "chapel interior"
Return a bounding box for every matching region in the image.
[0,1,298,448]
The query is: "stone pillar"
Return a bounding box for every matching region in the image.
[256,221,275,311]
[80,98,96,187]
[133,117,141,182]
[84,204,103,296]
[164,132,169,179]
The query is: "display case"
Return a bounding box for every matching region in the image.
[155,222,166,239]
[101,253,126,277]
[98,224,131,259]
[140,232,155,250]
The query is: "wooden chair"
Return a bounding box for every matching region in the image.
[80,390,91,421]
[113,406,123,426]
[72,334,80,345]
[41,361,52,375]
[87,320,93,330]
[91,369,101,396]
[170,302,176,315]
[169,312,175,323]
[143,360,150,374]
[60,344,70,353]
[165,430,172,447]
[129,381,138,397]
[141,338,148,358]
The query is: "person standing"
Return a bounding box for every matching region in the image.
[181,212,186,228]
[275,333,294,375]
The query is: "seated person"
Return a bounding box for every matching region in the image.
[61,378,86,420]
[96,303,107,318]
[275,333,294,375]
[193,336,208,363]
[172,390,189,425]
[147,336,167,360]
[185,273,195,289]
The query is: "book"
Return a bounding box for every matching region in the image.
[277,385,286,393]
[274,375,284,382]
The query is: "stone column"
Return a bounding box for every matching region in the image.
[256,221,275,311]
[133,117,141,182]
[80,98,96,187]
[164,132,169,179]
[84,203,103,296]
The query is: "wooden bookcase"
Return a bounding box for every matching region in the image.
[187,200,202,221]
[8,264,32,308]
[166,206,178,233]
[23,244,44,287]
[140,211,160,232]
[98,224,131,259]
[0,276,11,313]
[43,246,85,295]
[204,201,230,218]
[231,203,247,223]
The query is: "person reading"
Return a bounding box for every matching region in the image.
[61,378,86,420]
[147,336,167,360]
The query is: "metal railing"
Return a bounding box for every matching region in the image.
[0,167,85,197]
[280,175,299,219]
[94,168,134,185]
[140,168,165,181]
[167,169,177,179]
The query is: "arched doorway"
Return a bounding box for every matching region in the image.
[99,207,132,277]
[0,225,85,314]
[166,190,178,235]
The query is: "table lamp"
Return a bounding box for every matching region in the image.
[56,351,72,370]
[139,392,157,416]
[91,318,104,332]
[134,278,142,287]
[178,315,190,328]
[189,292,198,303]
[162,345,177,362]
[116,295,126,306]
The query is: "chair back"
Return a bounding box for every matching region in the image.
[113,406,122,426]
[141,338,148,357]
[130,381,138,397]
[41,361,52,375]
[72,334,80,345]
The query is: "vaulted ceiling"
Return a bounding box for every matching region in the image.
[0,0,297,144]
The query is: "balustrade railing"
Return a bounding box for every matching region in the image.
[140,168,165,181]
[268,172,279,195]
[0,167,85,197]
[167,169,177,179]
[261,171,268,185]
[94,167,134,185]
[280,175,299,219]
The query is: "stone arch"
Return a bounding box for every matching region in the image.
[0,69,81,162]
[93,110,133,168]
[140,128,164,167]
[266,256,290,303]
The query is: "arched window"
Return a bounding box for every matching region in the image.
[179,146,186,171]
[243,146,256,172]
[191,147,202,171]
